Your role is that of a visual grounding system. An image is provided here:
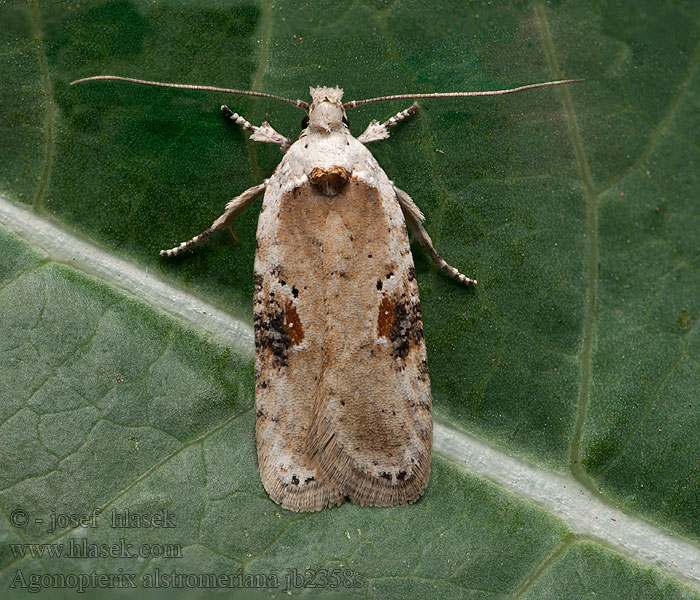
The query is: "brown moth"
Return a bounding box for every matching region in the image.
[71,75,579,511]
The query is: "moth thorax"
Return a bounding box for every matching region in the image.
[308,102,346,132]
[309,166,350,197]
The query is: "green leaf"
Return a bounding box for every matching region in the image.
[1,0,699,597]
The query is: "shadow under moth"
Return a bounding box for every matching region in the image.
[71,74,578,511]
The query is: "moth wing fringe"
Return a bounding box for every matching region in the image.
[304,415,431,507]
[257,455,345,512]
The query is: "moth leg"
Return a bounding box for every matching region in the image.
[357,102,418,144]
[394,186,477,286]
[159,182,266,257]
[221,105,292,151]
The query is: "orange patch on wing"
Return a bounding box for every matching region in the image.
[285,300,304,345]
[377,295,394,339]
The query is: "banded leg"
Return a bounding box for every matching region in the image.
[357,102,419,144]
[394,186,477,286]
[160,182,266,257]
[221,105,291,151]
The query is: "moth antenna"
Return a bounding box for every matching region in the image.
[343,79,582,109]
[70,75,309,110]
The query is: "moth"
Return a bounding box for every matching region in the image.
[71,75,578,511]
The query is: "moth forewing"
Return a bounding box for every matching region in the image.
[253,128,432,510]
[301,178,432,508]
[70,75,579,511]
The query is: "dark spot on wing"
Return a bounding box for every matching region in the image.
[254,306,290,367]
[377,292,425,360]
[412,302,424,344]
[418,359,429,382]
[389,300,411,359]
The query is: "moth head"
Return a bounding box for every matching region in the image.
[305,86,349,132]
